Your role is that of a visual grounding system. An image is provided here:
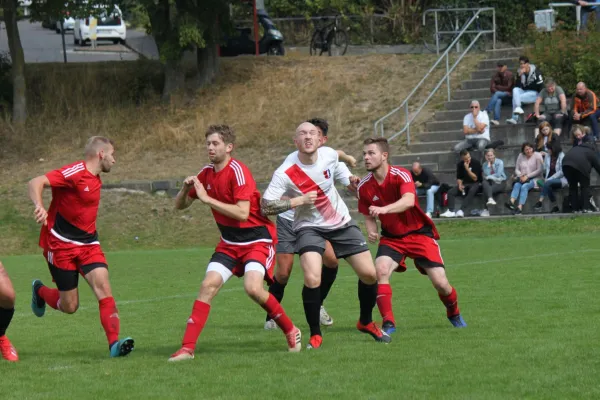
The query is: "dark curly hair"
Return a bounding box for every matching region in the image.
[307,118,329,136]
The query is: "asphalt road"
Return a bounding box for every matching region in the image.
[0,20,138,63]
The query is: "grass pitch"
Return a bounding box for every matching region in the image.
[2,231,600,399]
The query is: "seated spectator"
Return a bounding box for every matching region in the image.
[455,100,490,153]
[505,142,544,214]
[571,124,594,147]
[440,149,482,218]
[411,162,440,218]
[507,56,544,124]
[481,148,507,217]
[534,78,567,135]
[535,121,560,155]
[571,82,600,139]
[534,141,567,213]
[485,62,513,126]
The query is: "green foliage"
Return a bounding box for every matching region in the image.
[527,28,600,95]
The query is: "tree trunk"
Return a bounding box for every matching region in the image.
[3,0,26,124]
[195,43,219,88]
[161,58,185,103]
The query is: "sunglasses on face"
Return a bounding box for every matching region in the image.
[470,106,479,109]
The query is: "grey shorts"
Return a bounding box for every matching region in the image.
[276,216,297,254]
[296,221,369,259]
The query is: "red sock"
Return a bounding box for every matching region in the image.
[439,287,460,317]
[376,284,395,325]
[182,301,211,350]
[261,294,294,334]
[39,286,60,310]
[99,297,120,346]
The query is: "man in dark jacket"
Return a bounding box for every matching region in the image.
[562,142,600,212]
[440,149,483,218]
[507,56,544,124]
[411,161,441,218]
[485,61,514,126]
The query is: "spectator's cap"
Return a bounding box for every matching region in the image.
[496,61,506,67]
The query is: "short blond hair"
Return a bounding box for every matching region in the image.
[84,136,114,158]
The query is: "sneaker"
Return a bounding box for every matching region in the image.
[551,206,560,213]
[506,118,518,124]
[168,347,195,362]
[480,209,490,217]
[320,306,333,326]
[382,321,396,335]
[31,279,46,318]
[448,314,467,328]
[590,197,598,211]
[356,321,392,343]
[456,210,464,218]
[504,201,516,211]
[534,201,543,211]
[0,336,18,362]
[440,210,456,218]
[109,337,135,358]
[264,319,277,330]
[426,212,432,219]
[512,208,522,215]
[306,334,323,349]
[490,119,500,126]
[286,326,302,352]
[486,198,496,206]
[514,106,524,114]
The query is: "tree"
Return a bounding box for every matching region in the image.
[1,0,27,124]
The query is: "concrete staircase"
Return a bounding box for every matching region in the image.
[388,47,600,216]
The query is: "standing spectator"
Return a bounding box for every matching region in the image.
[562,141,600,212]
[568,1,599,30]
[571,124,594,147]
[440,149,483,218]
[455,100,490,153]
[411,162,440,218]
[507,56,544,124]
[535,121,560,155]
[534,141,567,213]
[534,78,567,135]
[505,142,544,214]
[485,62,514,126]
[571,82,600,139]
[481,148,507,216]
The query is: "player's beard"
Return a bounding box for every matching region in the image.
[101,160,112,173]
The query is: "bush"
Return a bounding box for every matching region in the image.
[526,27,600,95]
[0,51,12,114]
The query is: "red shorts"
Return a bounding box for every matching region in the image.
[377,234,444,275]
[43,245,108,291]
[211,240,276,284]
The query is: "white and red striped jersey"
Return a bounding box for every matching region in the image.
[264,147,352,230]
[188,158,276,245]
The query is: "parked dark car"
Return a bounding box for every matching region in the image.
[220,9,285,57]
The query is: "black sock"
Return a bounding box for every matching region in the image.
[302,286,321,337]
[265,278,287,321]
[320,265,338,304]
[358,280,377,325]
[0,307,15,337]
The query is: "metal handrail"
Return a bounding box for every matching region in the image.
[373,8,495,144]
[549,2,600,32]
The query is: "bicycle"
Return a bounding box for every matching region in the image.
[309,16,349,56]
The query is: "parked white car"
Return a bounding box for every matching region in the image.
[73,6,126,46]
[56,14,75,33]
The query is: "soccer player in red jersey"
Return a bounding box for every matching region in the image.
[28,136,134,357]
[0,261,18,362]
[168,125,302,362]
[357,138,467,334]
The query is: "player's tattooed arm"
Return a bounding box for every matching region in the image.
[261,191,318,216]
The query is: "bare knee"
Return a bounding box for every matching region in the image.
[428,269,452,295]
[93,281,113,299]
[304,271,321,288]
[61,299,79,314]
[244,281,265,302]
[198,277,222,303]
[0,288,15,308]
[275,265,292,285]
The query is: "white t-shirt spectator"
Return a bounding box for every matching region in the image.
[463,111,490,141]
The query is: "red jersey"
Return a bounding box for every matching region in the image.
[40,161,102,249]
[357,165,439,240]
[188,158,276,245]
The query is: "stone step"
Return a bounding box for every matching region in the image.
[471,68,496,80]
[408,140,460,153]
[419,123,541,144]
[452,87,492,100]
[426,119,465,132]
[397,162,439,170]
[485,47,524,59]
[478,57,517,70]
[461,78,490,90]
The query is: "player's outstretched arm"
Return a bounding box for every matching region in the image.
[174,176,196,210]
[336,150,357,168]
[261,191,317,216]
[28,175,51,225]
[369,192,416,217]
